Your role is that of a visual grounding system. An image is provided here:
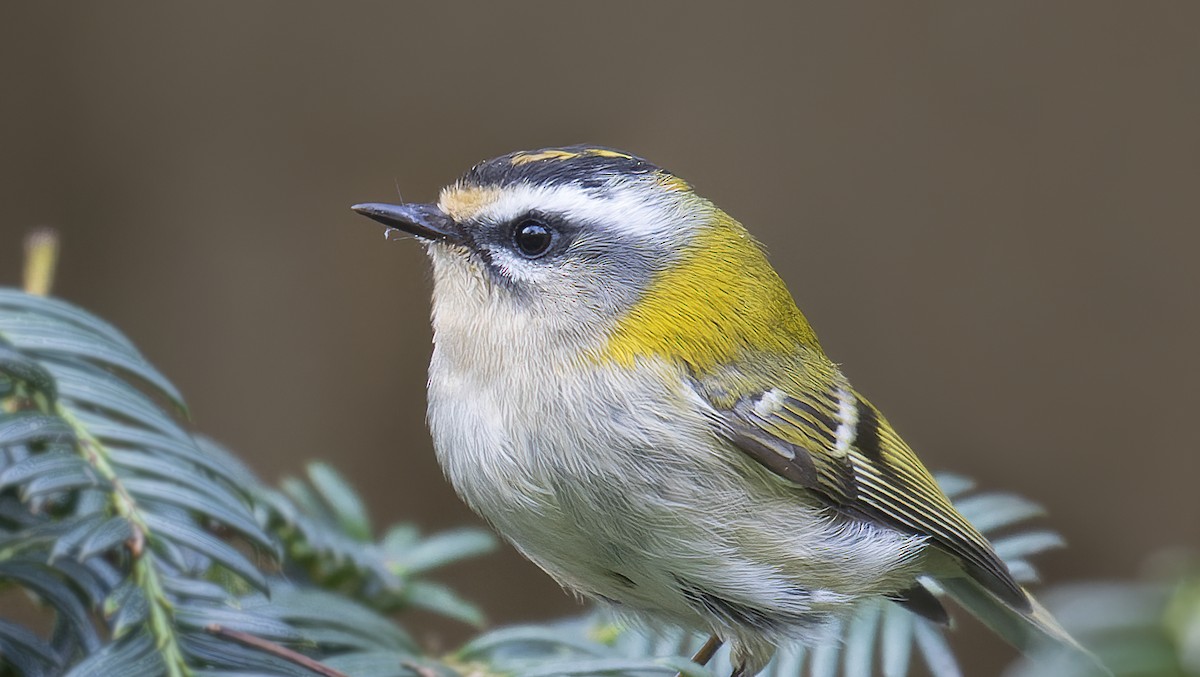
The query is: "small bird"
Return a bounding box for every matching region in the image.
[353,146,1083,675]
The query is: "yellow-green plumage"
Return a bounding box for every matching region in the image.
[598,204,1025,603]
[600,207,820,372]
[604,203,1068,643]
[356,145,1093,675]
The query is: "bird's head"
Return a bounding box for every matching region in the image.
[354,146,819,373]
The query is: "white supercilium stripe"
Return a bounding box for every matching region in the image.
[468,182,699,241]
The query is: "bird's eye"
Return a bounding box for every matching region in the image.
[512,219,554,258]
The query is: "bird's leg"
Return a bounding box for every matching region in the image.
[674,635,723,677]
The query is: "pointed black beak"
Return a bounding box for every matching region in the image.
[351,202,462,244]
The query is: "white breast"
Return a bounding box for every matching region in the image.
[426,308,707,588]
[424,246,724,595]
[421,246,929,647]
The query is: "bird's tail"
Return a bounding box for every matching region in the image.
[937,577,1108,673]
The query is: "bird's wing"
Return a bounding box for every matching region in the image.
[694,355,1029,611]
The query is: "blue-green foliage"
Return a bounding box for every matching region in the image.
[1006,573,1200,677]
[0,290,491,676]
[0,289,1080,676]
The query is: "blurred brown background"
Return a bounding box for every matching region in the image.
[2,2,1198,674]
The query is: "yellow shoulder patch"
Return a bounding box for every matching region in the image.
[598,211,820,373]
[656,172,691,193]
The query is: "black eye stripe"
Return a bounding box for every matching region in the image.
[512,219,555,258]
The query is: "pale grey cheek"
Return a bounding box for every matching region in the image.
[565,230,673,313]
[473,229,675,323]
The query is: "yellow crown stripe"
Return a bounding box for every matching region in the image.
[584,148,633,159]
[509,148,635,166]
[510,149,580,165]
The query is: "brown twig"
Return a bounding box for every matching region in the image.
[125,526,145,558]
[22,228,59,296]
[205,624,350,677]
[401,661,440,677]
[675,634,723,677]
